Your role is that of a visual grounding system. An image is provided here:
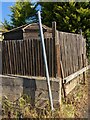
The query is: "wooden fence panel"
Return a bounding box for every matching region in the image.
[2,38,55,77]
[58,32,86,77]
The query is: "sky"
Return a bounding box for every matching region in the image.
[1,2,15,23]
[0,0,40,25]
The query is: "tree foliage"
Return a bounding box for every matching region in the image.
[39,2,90,58]
[3,0,37,30]
[39,2,90,35]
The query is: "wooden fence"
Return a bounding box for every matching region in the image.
[59,32,86,78]
[2,38,56,77]
[2,23,87,78]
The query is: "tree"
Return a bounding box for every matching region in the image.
[39,2,90,58]
[3,0,37,30]
[39,2,90,33]
[2,19,13,30]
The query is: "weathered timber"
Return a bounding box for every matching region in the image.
[64,65,90,84]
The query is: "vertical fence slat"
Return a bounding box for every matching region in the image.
[7,41,12,74]
[29,39,31,76]
[37,40,40,76]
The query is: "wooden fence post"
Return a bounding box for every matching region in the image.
[52,22,62,78]
[0,41,2,74]
[52,22,62,105]
[80,30,86,84]
[82,38,86,84]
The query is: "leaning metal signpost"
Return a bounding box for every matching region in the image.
[38,11,54,111]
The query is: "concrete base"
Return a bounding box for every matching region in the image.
[1,75,61,109]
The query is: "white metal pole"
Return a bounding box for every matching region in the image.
[38,11,54,111]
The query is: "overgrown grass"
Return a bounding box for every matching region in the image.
[2,94,76,119]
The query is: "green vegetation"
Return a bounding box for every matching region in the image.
[39,2,90,34]
[3,0,37,30]
[2,95,75,118]
[2,95,53,118]
[3,2,90,35]
[39,2,90,60]
[3,2,90,61]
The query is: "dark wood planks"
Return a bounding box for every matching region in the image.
[2,38,55,77]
